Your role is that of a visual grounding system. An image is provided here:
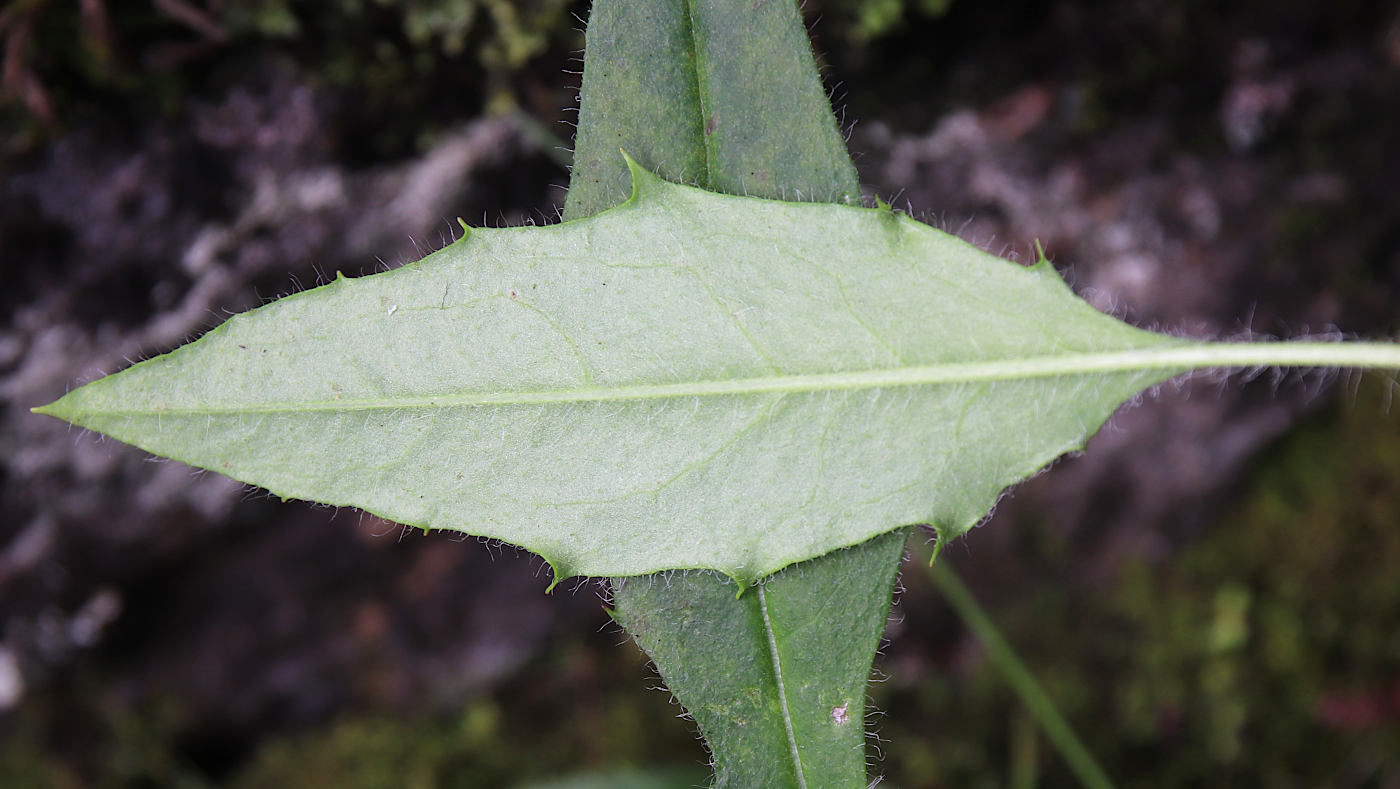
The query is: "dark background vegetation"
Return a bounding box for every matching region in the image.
[3,1,1399,786]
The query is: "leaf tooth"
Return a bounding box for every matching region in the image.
[931,522,961,556]
[729,572,755,597]
[1032,239,1051,269]
[618,148,669,207]
[542,554,573,594]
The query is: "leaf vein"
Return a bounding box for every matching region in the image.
[757,584,808,789]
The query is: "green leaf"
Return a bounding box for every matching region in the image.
[565,3,901,786]
[612,529,907,788]
[33,159,1400,584]
[565,0,859,221]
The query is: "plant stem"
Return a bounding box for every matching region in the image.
[928,560,1115,789]
[1078,340,1400,372]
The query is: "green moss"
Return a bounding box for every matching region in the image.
[229,636,706,789]
[0,733,81,789]
[815,0,956,44]
[231,699,705,789]
[1101,379,1400,784]
[880,378,1400,786]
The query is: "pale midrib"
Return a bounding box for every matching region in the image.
[67,342,1400,416]
[757,585,807,789]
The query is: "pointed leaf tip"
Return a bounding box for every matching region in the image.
[32,393,70,420]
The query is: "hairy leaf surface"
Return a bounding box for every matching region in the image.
[39,157,1195,584]
[566,3,900,785]
[612,529,906,787]
[564,0,858,220]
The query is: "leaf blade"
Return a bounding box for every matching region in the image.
[566,3,892,787]
[611,528,908,788]
[39,166,1193,583]
[39,165,1215,583]
[565,0,858,220]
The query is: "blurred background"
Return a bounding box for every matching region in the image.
[3,0,1399,786]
